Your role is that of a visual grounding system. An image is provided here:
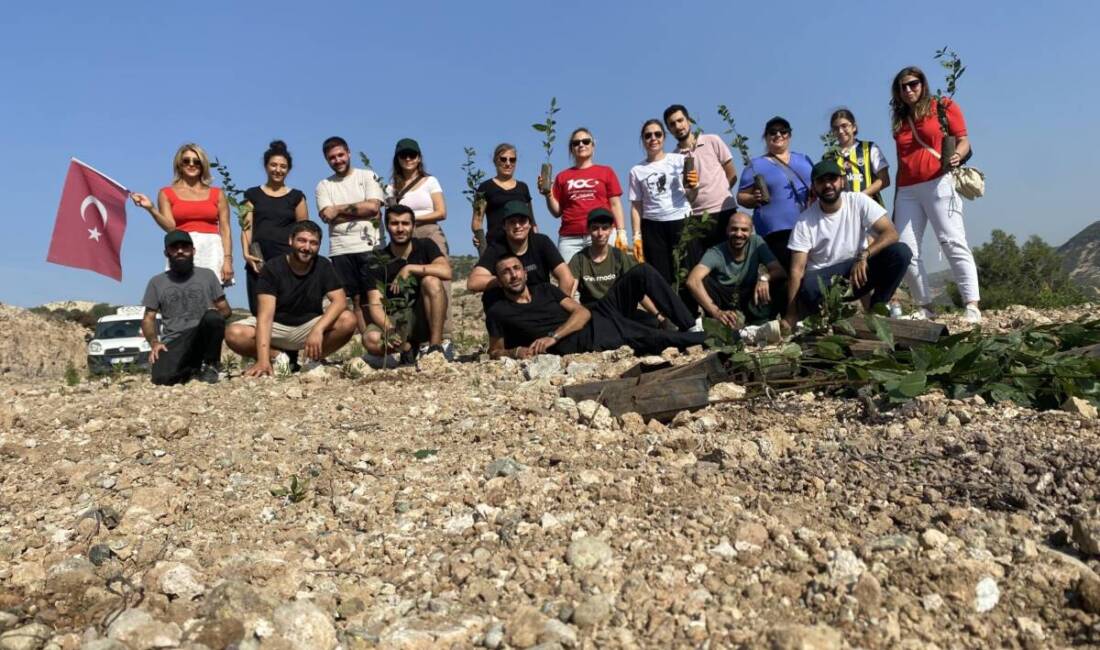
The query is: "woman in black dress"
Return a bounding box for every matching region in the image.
[471,143,535,253]
[241,140,309,314]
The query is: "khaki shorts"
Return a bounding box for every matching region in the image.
[236,315,322,351]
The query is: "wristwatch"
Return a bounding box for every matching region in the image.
[547,332,560,340]
[758,272,770,282]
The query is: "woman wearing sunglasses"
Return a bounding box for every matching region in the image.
[628,119,698,284]
[890,66,981,323]
[736,117,813,271]
[131,143,234,285]
[826,109,890,207]
[537,127,626,262]
[472,143,535,253]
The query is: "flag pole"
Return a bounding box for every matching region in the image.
[71,157,129,193]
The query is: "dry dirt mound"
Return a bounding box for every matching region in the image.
[0,303,87,379]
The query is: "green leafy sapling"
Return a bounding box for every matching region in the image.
[532,97,560,193]
[932,47,966,167]
[718,104,769,204]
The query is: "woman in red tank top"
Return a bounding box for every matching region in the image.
[131,143,234,285]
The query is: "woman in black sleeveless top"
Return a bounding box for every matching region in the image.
[241,140,308,314]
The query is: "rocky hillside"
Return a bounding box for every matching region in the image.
[0,304,88,379]
[0,305,1098,649]
[1060,220,1100,299]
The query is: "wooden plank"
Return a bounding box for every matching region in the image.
[1065,343,1100,359]
[637,353,728,385]
[601,375,711,422]
[849,340,891,358]
[561,375,640,403]
[845,317,947,346]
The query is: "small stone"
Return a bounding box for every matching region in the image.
[507,607,547,648]
[852,573,882,612]
[565,362,597,379]
[709,538,736,560]
[920,528,949,550]
[539,619,578,648]
[273,601,337,650]
[922,593,944,612]
[0,613,16,632]
[523,355,562,381]
[708,382,746,403]
[146,561,204,601]
[974,576,1000,613]
[444,513,475,535]
[284,386,304,400]
[767,624,841,650]
[1079,575,1100,614]
[0,622,52,650]
[107,609,180,648]
[484,457,523,480]
[1062,396,1098,420]
[157,416,189,440]
[88,544,114,566]
[483,622,504,649]
[571,595,611,628]
[826,549,866,587]
[1072,508,1100,556]
[190,618,246,649]
[565,537,613,571]
[1015,616,1045,642]
[299,365,330,384]
[619,412,645,436]
[575,401,613,428]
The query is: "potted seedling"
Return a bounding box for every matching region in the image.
[461,147,488,251]
[820,129,841,162]
[681,117,705,183]
[211,159,257,266]
[717,105,769,204]
[531,97,559,194]
[933,47,966,171]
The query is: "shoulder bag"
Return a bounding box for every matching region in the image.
[907,115,985,200]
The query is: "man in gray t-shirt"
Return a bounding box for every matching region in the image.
[141,230,232,385]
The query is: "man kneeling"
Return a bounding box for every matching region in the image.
[486,254,706,359]
[362,205,453,361]
[785,160,912,327]
[226,221,357,375]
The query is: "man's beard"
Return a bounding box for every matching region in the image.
[168,257,194,276]
[502,281,526,297]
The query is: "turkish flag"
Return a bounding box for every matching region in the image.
[46,159,129,281]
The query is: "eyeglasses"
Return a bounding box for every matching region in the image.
[498,156,516,164]
[397,151,420,159]
[181,157,202,167]
[570,138,593,148]
[901,79,921,91]
[766,129,791,137]
[643,131,664,141]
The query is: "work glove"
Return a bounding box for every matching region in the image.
[614,230,628,252]
[632,236,645,262]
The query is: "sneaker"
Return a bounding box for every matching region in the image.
[363,352,400,369]
[400,347,419,366]
[902,307,936,321]
[888,303,904,319]
[690,316,704,333]
[426,344,449,359]
[963,304,982,324]
[197,364,220,384]
[440,339,456,361]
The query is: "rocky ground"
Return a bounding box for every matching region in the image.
[0,300,1099,649]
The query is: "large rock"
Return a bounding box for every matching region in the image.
[0,622,52,650]
[272,601,337,650]
[106,608,181,648]
[0,304,87,378]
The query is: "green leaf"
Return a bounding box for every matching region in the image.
[532,124,549,132]
[413,448,438,459]
[815,340,846,361]
[864,313,895,350]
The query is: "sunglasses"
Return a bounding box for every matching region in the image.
[498,156,516,164]
[397,151,420,159]
[901,79,922,91]
[570,138,593,148]
[180,157,202,167]
[766,129,791,137]
[643,131,664,141]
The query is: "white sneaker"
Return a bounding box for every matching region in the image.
[903,307,936,321]
[690,317,704,333]
[964,304,982,324]
[441,339,456,361]
[888,303,904,319]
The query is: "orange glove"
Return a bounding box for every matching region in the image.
[632,237,645,262]
[614,230,628,252]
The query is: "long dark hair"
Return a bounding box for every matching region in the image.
[390,150,430,190]
[890,66,932,132]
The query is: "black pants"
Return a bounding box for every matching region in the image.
[590,265,706,354]
[641,219,685,286]
[245,242,292,315]
[680,208,738,315]
[151,311,225,385]
[798,242,913,314]
[703,275,781,325]
[763,229,793,272]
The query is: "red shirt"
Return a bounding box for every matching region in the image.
[552,164,622,237]
[163,186,221,234]
[894,98,967,187]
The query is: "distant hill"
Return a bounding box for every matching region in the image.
[1058,220,1100,299]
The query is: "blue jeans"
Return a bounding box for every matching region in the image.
[799,242,912,314]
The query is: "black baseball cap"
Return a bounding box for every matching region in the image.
[764,116,792,134]
[394,138,421,155]
[501,200,533,222]
[164,230,193,247]
[811,159,844,181]
[586,208,615,226]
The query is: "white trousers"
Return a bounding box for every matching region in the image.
[165,232,225,283]
[894,175,980,304]
[557,229,619,266]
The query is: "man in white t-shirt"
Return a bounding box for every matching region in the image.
[315,136,386,336]
[784,160,912,327]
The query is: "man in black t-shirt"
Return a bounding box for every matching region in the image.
[485,254,708,359]
[361,205,453,361]
[467,201,575,297]
[225,221,357,375]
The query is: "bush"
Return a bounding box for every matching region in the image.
[948,230,1086,309]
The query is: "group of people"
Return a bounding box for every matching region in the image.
[134,65,981,383]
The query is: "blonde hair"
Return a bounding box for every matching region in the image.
[172,143,212,185]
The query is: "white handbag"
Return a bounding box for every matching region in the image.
[907,115,985,200]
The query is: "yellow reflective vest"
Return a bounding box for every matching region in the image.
[834,140,884,206]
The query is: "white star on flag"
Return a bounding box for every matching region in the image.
[88,227,102,241]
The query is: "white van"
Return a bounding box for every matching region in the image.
[86,306,160,374]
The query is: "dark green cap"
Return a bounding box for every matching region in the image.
[811,159,844,181]
[501,200,532,221]
[164,230,193,247]
[394,138,421,155]
[586,207,614,226]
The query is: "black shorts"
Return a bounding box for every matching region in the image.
[331,251,376,301]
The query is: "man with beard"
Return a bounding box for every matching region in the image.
[361,205,453,361]
[785,160,912,328]
[663,104,738,249]
[685,212,787,328]
[225,221,357,376]
[141,230,232,385]
[485,254,707,359]
[570,208,694,329]
[315,136,386,338]
[467,201,574,296]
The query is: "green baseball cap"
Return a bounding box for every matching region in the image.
[163,230,193,247]
[394,138,421,155]
[811,159,844,181]
[501,200,533,221]
[586,207,615,226]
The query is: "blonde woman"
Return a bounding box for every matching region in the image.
[132,143,234,285]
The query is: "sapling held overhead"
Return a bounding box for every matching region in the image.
[717,105,769,205]
[933,47,967,171]
[531,97,559,194]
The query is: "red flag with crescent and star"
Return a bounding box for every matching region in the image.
[46,158,129,281]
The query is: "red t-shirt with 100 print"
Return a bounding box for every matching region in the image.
[552,165,622,237]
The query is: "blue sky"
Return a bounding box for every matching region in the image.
[3,1,1097,307]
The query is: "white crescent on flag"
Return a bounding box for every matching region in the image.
[80,195,109,227]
